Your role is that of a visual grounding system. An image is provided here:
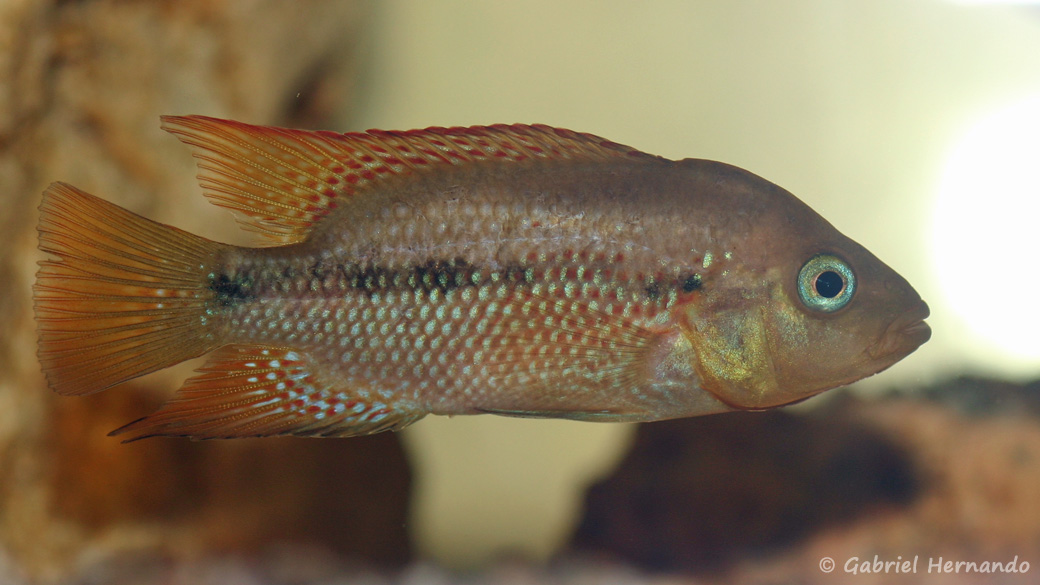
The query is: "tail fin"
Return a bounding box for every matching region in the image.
[33,182,227,395]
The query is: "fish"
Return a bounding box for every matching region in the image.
[32,116,931,441]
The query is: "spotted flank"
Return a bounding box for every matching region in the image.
[34,116,929,440]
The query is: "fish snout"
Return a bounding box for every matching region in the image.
[868,301,931,360]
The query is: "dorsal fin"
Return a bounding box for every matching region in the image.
[161,115,656,245]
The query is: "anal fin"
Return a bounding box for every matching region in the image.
[111,345,424,441]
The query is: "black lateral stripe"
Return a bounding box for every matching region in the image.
[218,258,705,302]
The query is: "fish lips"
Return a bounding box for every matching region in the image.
[868,300,932,361]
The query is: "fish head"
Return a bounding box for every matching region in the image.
[674,161,931,410]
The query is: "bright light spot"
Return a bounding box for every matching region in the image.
[931,95,1040,362]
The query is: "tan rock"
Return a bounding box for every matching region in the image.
[0,2,412,581]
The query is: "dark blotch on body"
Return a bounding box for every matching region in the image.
[410,259,466,293]
[300,257,485,297]
[645,280,661,301]
[209,273,255,307]
[682,274,702,293]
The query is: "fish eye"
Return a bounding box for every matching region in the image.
[797,254,856,312]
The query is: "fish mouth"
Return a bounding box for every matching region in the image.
[868,301,931,360]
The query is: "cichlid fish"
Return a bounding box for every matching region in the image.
[33,116,930,441]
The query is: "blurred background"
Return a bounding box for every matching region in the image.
[2,1,1039,583]
[359,0,1040,568]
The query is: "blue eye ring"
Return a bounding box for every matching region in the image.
[797,254,856,312]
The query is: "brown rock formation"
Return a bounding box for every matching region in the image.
[570,378,1040,579]
[570,407,917,573]
[0,1,412,581]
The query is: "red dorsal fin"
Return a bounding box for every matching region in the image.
[110,345,425,441]
[161,115,655,245]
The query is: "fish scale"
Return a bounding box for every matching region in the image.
[33,115,929,440]
[219,247,682,416]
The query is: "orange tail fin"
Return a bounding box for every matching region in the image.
[33,182,227,396]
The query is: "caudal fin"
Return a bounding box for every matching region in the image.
[33,182,227,395]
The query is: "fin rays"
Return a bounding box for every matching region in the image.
[111,345,424,441]
[33,183,226,395]
[161,115,656,244]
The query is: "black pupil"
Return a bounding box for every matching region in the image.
[815,270,845,298]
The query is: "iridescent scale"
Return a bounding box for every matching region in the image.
[221,245,703,418]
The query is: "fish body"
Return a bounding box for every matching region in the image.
[33,117,930,440]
